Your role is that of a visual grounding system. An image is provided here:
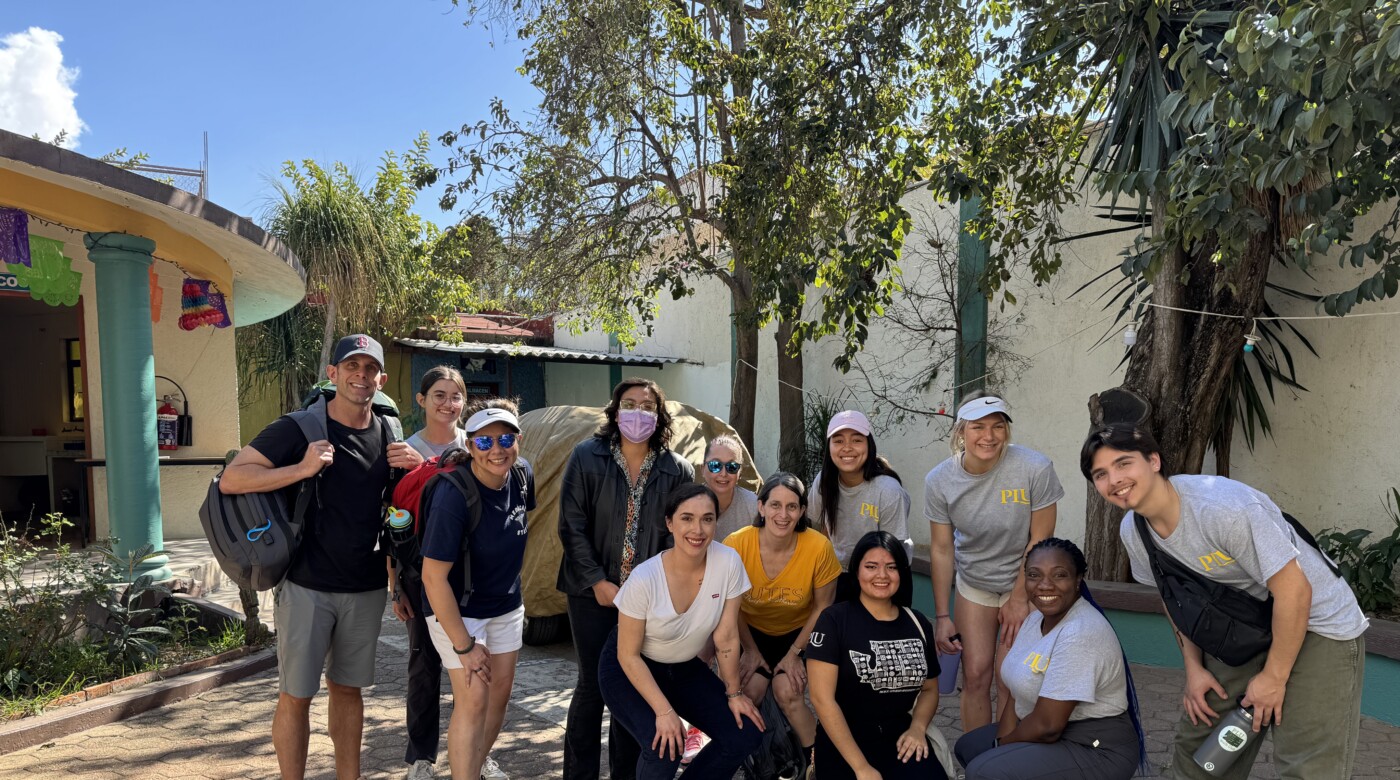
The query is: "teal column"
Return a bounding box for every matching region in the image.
[955,195,989,406]
[84,232,171,581]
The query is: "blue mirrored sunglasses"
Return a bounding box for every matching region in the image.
[706,459,742,475]
[471,433,518,451]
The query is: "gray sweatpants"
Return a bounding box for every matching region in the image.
[955,713,1139,780]
[1169,632,1365,780]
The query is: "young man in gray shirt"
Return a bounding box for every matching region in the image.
[1082,425,1368,780]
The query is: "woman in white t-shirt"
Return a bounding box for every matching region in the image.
[597,483,766,779]
[953,538,1146,780]
[925,394,1063,733]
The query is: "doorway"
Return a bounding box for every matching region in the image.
[0,291,90,543]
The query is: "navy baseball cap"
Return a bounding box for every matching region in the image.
[331,334,385,368]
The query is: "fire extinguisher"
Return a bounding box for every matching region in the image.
[157,396,180,451]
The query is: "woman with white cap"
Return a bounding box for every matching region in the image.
[421,398,537,780]
[924,394,1063,732]
[807,409,913,568]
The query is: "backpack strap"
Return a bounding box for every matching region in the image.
[1281,511,1342,578]
[418,465,484,607]
[286,396,330,519]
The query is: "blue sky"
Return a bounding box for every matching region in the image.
[1,0,538,225]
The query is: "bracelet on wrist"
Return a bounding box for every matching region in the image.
[657,707,674,718]
[452,635,476,655]
[726,690,743,699]
[935,613,951,619]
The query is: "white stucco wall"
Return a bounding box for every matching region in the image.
[551,188,1400,548]
[54,234,240,542]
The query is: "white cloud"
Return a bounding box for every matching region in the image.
[0,27,86,148]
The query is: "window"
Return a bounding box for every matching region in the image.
[65,338,84,422]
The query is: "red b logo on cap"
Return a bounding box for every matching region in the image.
[356,335,369,349]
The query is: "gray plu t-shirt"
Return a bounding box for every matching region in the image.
[406,429,467,460]
[715,487,759,543]
[1119,474,1368,642]
[806,472,912,567]
[1001,597,1129,722]
[924,445,1065,593]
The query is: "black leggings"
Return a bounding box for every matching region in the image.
[815,719,949,780]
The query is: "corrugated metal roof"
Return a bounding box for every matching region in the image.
[396,338,694,367]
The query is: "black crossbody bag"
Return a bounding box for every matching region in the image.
[1134,513,1274,666]
[1135,510,1342,667]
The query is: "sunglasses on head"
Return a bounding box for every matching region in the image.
[706,460,742,475]
[471,433,518,451]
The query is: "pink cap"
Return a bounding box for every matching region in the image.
[826,410,873,439]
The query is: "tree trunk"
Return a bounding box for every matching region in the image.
[238,585,270,644]
[731,315,759,453]
[776,317,805,474]
[727,257,759,451]
[1084,190,1276,581]
[318,296,337,372]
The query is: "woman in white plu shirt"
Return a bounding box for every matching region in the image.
[926,395,1063,733]
[807,410,913,569]
[954,538,1147,779]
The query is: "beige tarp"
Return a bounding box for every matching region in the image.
[517,402,761,618]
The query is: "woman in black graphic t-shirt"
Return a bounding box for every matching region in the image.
[807,531,948,780]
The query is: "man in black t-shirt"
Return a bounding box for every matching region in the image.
[221,334,422,780]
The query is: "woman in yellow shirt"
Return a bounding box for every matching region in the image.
[724,471,842,757]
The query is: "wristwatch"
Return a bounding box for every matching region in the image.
[453,635,477,655]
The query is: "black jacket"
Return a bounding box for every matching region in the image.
[555,436,696,596]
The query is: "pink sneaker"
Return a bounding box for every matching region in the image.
[680,726,708,765]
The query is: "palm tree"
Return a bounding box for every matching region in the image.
[1000,1,1325,578]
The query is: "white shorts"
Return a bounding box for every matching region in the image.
[427,605,526,669]
[956,573,1013,609]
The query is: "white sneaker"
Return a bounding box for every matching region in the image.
[480,755,509,780]
[406,759,436,780]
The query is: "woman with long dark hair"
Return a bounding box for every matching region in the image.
[807,410,912,567]
[925,395,1062,732]
[807,531,947,780]
[724,472,841,760]
[953,537,1147,780]
[558,378,696,780]
[598,483,766,779]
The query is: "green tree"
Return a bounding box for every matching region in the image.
[239,136,474,410]
[924,0,1400,578]
[428,0,958,452]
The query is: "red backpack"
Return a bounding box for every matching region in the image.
[384,447,527,590]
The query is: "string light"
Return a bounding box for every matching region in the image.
[22,213,226,296]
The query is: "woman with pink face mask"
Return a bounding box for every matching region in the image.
[558,378,696,780]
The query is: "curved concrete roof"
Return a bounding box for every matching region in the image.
[0,128,304,325]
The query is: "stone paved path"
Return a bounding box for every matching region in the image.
[1,602,1398,778]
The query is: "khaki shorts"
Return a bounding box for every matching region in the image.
[274,580,385,698]
[956,573,1013,609]
[427,604,526,668]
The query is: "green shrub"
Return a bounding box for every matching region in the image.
[0,514,112,692]
[1318,489,1400,617]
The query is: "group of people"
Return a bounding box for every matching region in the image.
[223,333,1370,780]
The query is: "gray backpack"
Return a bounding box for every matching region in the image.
[198,396,403,591]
